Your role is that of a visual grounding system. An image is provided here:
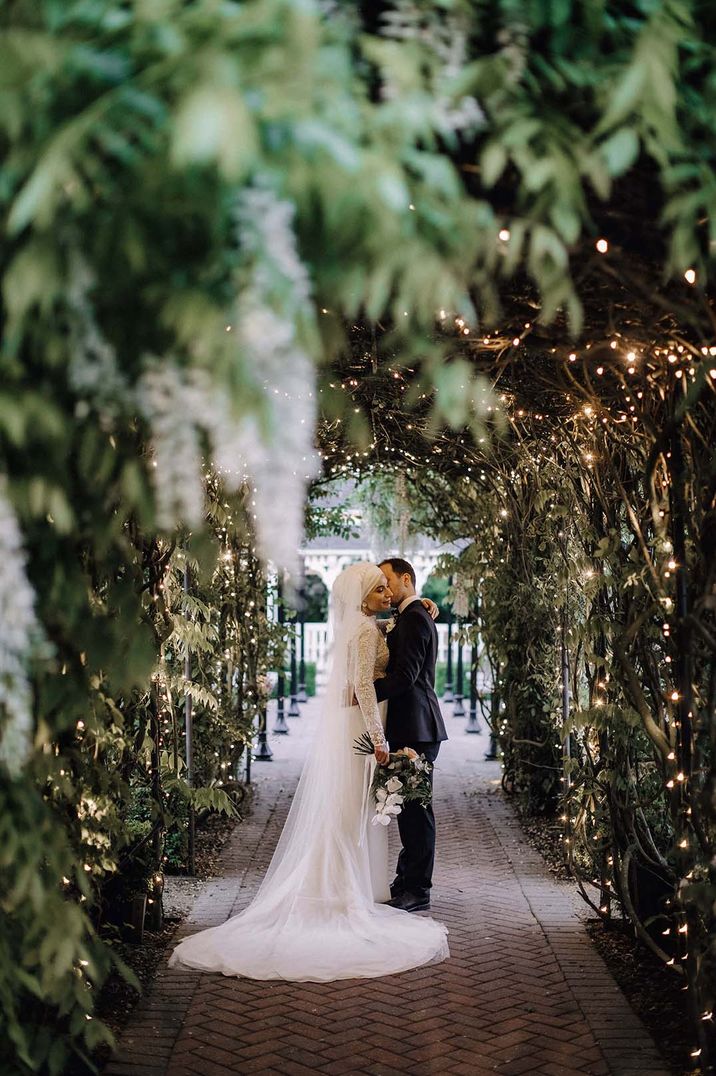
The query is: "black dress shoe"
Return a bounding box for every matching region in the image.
[386,891,430,912]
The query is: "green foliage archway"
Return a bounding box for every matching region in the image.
[2,1,716,1071]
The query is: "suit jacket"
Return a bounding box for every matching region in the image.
[374,601,448,745]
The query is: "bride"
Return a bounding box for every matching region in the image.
[169,562,449,981]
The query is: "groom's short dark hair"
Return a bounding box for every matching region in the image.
[379,557,416,587]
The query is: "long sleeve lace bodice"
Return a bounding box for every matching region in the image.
[350,620,389,750]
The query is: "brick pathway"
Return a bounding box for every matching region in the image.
[106,700,669,1076]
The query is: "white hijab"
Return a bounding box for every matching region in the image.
[327,562,384,690]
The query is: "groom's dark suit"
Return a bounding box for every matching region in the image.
[374,599,447,900]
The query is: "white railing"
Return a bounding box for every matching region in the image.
[305,622,480,680]
[304,622,330,671]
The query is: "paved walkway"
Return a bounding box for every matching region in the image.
[106,700,668,1076]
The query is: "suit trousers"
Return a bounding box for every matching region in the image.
[387,740,441,900]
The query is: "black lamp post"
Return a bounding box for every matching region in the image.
[273,575,289,734]
[485,663,500,760]
[297,584,307,704]
[255,574,275,759]
[465,637,481,734]
[443,575,454,703]
[254,704,273,761]
[288,614,300,717]
[453,617,465,717]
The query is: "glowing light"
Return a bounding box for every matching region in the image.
[498,228,511,241]
[684,268,696,285]
[596,238,608,253]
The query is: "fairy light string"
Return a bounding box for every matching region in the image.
[314,309,715,1061]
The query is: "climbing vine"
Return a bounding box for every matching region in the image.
[317,311,716,1064]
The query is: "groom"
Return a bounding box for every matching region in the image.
[374,558,448,913]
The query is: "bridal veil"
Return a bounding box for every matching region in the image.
[169,562,449,981]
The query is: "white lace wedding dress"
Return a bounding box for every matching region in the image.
[169,565,449,982]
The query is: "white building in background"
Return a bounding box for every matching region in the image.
[301,532,448,595]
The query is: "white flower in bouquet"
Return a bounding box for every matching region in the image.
[371,789,404,825]
[353,732,434,830]
[372,812,392,826]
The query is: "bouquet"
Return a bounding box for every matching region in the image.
[353,732,433,827]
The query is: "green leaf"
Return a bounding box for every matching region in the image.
[599,63,647,131]
[600,128,640,176]
[3,241,61,325]
[172,84,257,179]
[7,147,74,234]
[481,142,507,187]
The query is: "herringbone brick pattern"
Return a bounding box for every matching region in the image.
[106,701,668,1076]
